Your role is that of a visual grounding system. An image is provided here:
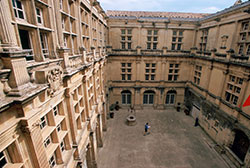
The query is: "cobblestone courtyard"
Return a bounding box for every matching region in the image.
[97,108,230,168]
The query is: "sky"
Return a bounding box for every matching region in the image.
[98,0,246,13]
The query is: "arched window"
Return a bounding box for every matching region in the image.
[121,90,131,104]
[165,90,177,105]
[231,130,249,161]
[143,90,155,104]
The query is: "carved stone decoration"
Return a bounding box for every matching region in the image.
[47,68,63,96]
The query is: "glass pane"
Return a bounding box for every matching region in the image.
[149,94,154,104]
[122,94,126,104]
[166,95,170,104]
[16,0,22,9]
[127,94,131,104]
[143,94,148,104]
[18,11,24,19]
[170,94,175,104]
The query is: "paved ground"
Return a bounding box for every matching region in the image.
[97,108,229,168]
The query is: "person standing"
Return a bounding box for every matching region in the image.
[144,123,150,136]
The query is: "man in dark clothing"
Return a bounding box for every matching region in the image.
[144,123,150,136]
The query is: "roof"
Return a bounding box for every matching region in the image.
[106,10,210,19]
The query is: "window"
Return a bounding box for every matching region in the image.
[121,90,131,104]
[19,29,34,61]
[143,91,155,104]
[166,90,176,105]
[0,151,7,167]
[57,124,62,132]
[121,63,132,80]
[121,29,132,49]
[145,63,156,81]
[242,22,249,30]
[168,63,179,81]
[237,20,250,55]
[40,115,48,129]
[200,29,208,51]
[53,106,58,116]
[44,136,51,148]
[172,30,183,51]
[224,75,243,105]
[36,8,43,24]
[60,141,65,152]
[147,29,158,49]
[246,45,250,55]
[40,33,49,58]
[12,0,25,19]
[49,154,56,168]
[238,44,244,55]
[194,65,202,85]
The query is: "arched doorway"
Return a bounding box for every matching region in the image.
[143,90,155,104]
[231,130,250,161]
[121,90,131,105]
[165,90,177,105]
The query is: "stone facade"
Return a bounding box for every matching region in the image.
[107,1,250,168]
[0,0,107,168]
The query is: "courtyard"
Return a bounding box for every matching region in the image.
[97,108,230,168]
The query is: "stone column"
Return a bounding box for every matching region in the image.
[134,87,141,109]
[21,120,50,168]
[89,132,97,168]
[96,115,103,147]
[65,89,78,144]
[101,102,107,131]
[80,47,87,64]
[53,0,64,47]
[91,46,96,60]
[83,75,91,119]
[0,0,18,48]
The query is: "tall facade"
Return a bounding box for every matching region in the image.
[106,1,250,168]
[0,0,107,168]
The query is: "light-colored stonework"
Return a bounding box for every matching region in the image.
[107,1,250,168]
[1,0,250,168]
[0,0,107,167]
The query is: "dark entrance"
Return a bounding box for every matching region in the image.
[231,130,249,161]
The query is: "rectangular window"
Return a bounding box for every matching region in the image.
[121,29,132,49]
[53,106,58,116]
[40,33,49,58]
[60,141,65,152]
[225,75,242,106]
[147,30,158,50]
[194,65,202,85]
[168,63,179,81]
[171,30,183,51]
[121,63,132,81]
[57,124,62,132]
[0,151,7,167]
[36,8,43,24]
[44,136,51,148]
[40,116,48,129]
[49,154,56,168]
[12,0,25,19]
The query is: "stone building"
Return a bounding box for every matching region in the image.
[106,1,250,167]
[0,0,108,167]
[1,0,250,168]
